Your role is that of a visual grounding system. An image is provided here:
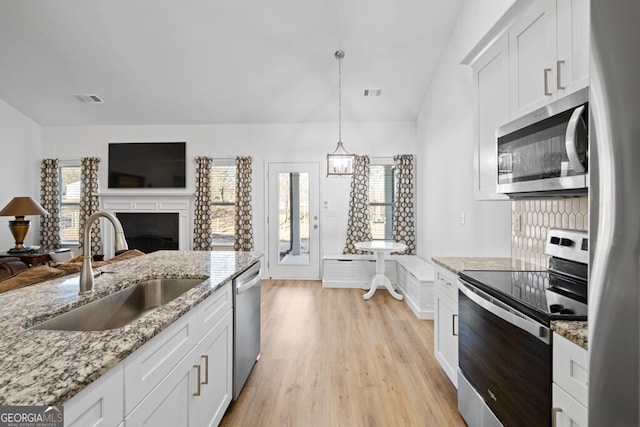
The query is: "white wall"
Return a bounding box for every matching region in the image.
[416,0,515,261]
[42,121,415,265]
[0,99,42,250]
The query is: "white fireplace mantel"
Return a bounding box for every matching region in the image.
[99,192,194,258]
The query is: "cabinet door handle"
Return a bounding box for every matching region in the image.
[556,60,566,90]
[544,68,553,95]
[551,407,563,427]
[452,314,458,336]
[193,364,202,396]
[201,355,209,385]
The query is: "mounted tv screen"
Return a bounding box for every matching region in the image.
[108,142,186,189]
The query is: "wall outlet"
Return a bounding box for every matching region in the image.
[460,211,465,225]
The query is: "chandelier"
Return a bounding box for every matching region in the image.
[327,50,354,176]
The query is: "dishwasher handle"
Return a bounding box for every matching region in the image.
[236,270,262,295]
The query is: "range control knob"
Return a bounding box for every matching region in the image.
[550,304,564,313]
[560,238,574,247]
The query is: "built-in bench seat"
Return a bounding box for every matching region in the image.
[322,254,434,320]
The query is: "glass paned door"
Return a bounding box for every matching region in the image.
[268,162,319,278]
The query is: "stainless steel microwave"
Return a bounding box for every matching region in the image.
[496,87,589,197]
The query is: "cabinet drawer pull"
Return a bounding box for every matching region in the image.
[551,407,562,427]
[201,355,209,385]
[556,60,566,90]
[544,68,553,96]
[452,314,458,336]
[193,364,202,396]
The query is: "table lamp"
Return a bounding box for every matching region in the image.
[0,197,49,253]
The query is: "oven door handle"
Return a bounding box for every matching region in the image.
[458,280,551,345]
[565,105,586,173]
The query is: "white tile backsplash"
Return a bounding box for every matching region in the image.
[511,196,588,269]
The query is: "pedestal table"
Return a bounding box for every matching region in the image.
[354,241,407,300]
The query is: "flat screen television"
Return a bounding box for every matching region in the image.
[108,142,186,189]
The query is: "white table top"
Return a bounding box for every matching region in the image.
[355,241,408,252]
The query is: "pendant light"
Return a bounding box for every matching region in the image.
[327,50,355,176]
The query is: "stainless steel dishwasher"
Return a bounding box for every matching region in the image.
[232,259,262,400]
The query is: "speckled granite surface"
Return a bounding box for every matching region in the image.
[431,256,515,275]
[552,320,588,350]
[0,250,261,406]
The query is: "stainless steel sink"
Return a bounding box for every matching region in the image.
[30,278,205,331]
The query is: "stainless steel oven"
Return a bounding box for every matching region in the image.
[496,88,588,197]
[458,279,552,427]
[457,229,588,427]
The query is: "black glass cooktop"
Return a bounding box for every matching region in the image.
[458,270,588,325]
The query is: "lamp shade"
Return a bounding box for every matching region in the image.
[0,197,48,217]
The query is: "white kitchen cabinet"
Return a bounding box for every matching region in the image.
[552,332,589,426]
[471,33,510,200]
[64,363,124,427]
[195,310,233,427]
[509,0,556,117]
[509,0,589,117]
[126,346,198,427]
[433,265,458,387]
[125,310,233,427]
[123,312,198,415]
[556,0,590,97]
[552,384,587,427]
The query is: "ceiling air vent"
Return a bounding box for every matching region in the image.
[363,89,382,97]
[74,94,104,103]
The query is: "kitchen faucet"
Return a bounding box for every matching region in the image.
[79,211,128,295]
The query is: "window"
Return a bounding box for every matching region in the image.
[210,159,236,246]
[59,163,81,243]
[369,162,395,240]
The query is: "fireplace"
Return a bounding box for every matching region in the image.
[99,193,193,258]
[116,212,179,253]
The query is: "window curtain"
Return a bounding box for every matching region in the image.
[343,155,373,254]
[39,159,61,249]
[193,156,213,251]
[234,156,254,251]
[78,157,101,255]
[392,154,416,255]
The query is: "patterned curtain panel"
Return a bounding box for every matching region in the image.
[78,157,101,255]
[343,155,373,254]
[39,159,61,249]
[392,154,416,255]
[234,156,254,251]
[193,156,213,251]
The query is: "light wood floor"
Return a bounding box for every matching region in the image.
[220,280,465,427]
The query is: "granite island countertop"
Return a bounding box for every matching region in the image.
[0,250,262,406]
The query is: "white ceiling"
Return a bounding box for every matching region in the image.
[0,0,463,126]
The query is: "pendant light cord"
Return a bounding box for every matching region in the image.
[336,50,344,143]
